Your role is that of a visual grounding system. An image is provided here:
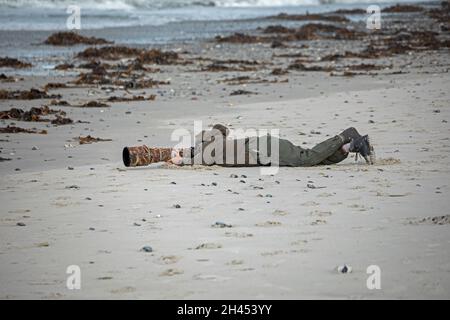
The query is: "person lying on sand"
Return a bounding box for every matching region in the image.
[122,124,375,168]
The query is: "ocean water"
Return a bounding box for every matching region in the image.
[0,0,433,75]
[0,0,430,30]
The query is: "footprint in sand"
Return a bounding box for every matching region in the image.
[110,286,136,294]
[193,274,231,281]
[224,232,253,238]
[316,192,334,197]
[408,215,450,225]
[158,255,181,265]
[239,268,255,272]
[301,201,320,207]
[290,239,308,246]
[261,250,284,257]
[310,210,332,217]
[227,259,244,266]
[272,209,288,216]
[160,268,184,277]
[195,243,222,250]
[255,221,282,227]
[310,219,327,225]
[347,204,373,212]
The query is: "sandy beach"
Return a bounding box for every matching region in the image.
[1,1,450,299]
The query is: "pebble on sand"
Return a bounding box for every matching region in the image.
[141,246,153,253]
[337,265,352,274]
[212,221,232,228]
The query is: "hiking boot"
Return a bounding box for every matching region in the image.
[339,127,361,144]
[349,135,375,164]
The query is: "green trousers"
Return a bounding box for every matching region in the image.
[193,135,347,167]
[276,135,347,166]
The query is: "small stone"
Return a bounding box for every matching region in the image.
[89,227,95,231]
[68,167,74,170]
[337,264,352,274]
[141,246,153,253]
[212,221,232,228]
[170,181,176,185]
[230,174,238,178]
[173,204,181,209]
[195,243,222,250]
[32,146,39,150]
[17,222,26,227]
[133,223,141,227]
[36,242,49,247]
[211,182,217,186]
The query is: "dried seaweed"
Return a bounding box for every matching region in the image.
[0,57,31,68]
[136,49,180,65]
[215,32,269,44]
[78,60,112,70]
[271,68,289,75]
[49,99,70,106]
[328,8,366,15]
[44,31,113,46]
[0,88,61,100]
[0,126,47,134]
[289,23,364,41]
[44,83,68,91]
[76,46,141,60]
[77,101,111,108]
[107,95,156,102]
[269,13,349,23]
[382,4,424,13]
[271,40,287,48]
[76,46,182,66]
[51,116,73,125]
[201,63,257,72]
[0,106,73,125]
[218,76,287,85]
[55,63,75,70]
[0,73,18,82]
[288,63,334,72]
[230,90,258,96]
[262,25,295,34]
[75,135,112,145]
[216,23,364,44]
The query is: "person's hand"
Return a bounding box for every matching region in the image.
[168,149,183,165]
